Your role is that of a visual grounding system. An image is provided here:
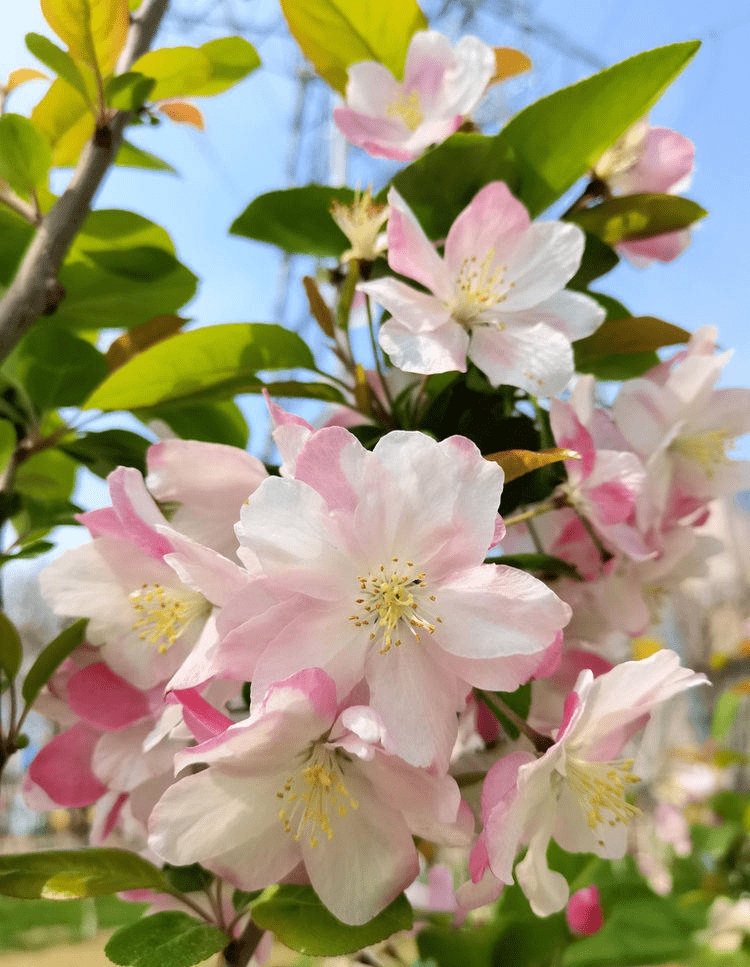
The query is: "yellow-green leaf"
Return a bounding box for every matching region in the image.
[130,47,213,101]
[280,0,428,94]
[0,114,51,194]
[31,77,94,166]
[195,37,260,96]
[0,611,22,682]
[484,447,579,483]
[41,0,129,75]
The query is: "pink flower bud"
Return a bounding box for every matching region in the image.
[566,886,603,936]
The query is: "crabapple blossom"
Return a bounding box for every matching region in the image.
[593,116,695,265]
[333,30,495,161]
[359,183,604,395]
[149,669,470,926]
[612,326,750,532]
[40,465,249,690]
[471,650,706,915]
[166,425,570,768]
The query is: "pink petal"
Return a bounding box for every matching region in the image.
[28,723,108,807]
[108,467,172,560]
[67,663,151,731]
[77,508,127,541]
[444,182,529,276]
[617,228,691,266]
[386,188,451,297]
[379,316,469,375]
[293,426,359,513]
[174,688,233,741]
[468,322,574,396]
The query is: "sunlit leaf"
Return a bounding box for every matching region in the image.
[116,140,177,172]
[41,0,129,75]
[25,33,89,101]
[130,47,212,101]
[280,0,427,93]
[194,37,260,96]
[104,71,156,111]
[157,102,205,130]
[0,849,168,900]
[84,323,316,411]
[484,447,579,483]
[31,77,93,165]
[569,193,707,245]
[499,41,701,216]
[5,67,49,94]
[0,113,52,194]
[489,47,532,85]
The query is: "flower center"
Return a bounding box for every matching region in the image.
[449,249,512,327]
[129,583,210,655]
[350,558,441,655]
[330,186,389,262]
[671,430,736,478]
[565,755,642,846]
[386,88,424,131]
[277,745,358,848]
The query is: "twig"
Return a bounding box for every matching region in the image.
[0,0,171,365]
[475,689,554,754]
[0,184,40,225]
[221,919,264,967]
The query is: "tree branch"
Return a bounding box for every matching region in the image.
[221,920,264,967]
[0,0,171,365]
[0,183,40,225]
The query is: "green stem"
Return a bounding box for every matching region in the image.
[504,500,558,528]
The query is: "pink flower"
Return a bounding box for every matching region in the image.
[593,116,695,266]
[145,439,268,559]
[566,886,603,936]
[170,426,570,768]
[40,466,248,690]
[359,183,604,395]
[473,650,706,915]
[148,669,469,926]
[612,326,750,533]
[334,30,495,161]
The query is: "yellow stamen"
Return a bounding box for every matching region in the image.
[277,746,357,846]
[449,249,512,326]
[351,563,439,655]
[565,756,642,838]
[671,429,736,478]
[386,89,424,131]
[129,583,210,654]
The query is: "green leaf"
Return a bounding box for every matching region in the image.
[478,683,532,741]
[0,207,35,286]
[417,920,505,967]
[6,324,109,413]
[712,691,741,741]
[25,32,89,100]
[569,193,707,246]
[105,912,227,967]
[280,0,427,94]
[105,71,156,111]
[0,420,16,471]
[142,400,249,449]
[74,208,178,255]
[14,449,77,503]
[0,849,167,900]
[567,232,619,290]
[130,47,212,101]
[54,251,197,330]
[497,553,584,581]
[60,428,150,478]
[574,315,690,364]
[161,864,213,894]
[0,612,22,682]
[193,37,260,96]
[0,538,55,563]
[254,380,346,403]
[116,140,177,173]
[499,41,701,216]
[0,113,52,195]
[22,618,88,707]
[231,185,354,256]
[83,324,316,411]
[252,885,412,956]
[391,132,519,240]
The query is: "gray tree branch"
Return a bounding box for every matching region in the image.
[0,0,171,365]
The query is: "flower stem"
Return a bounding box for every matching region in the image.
[475,689,554,754]
[504,500,558,528]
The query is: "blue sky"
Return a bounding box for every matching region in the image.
[2,0,749,500]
